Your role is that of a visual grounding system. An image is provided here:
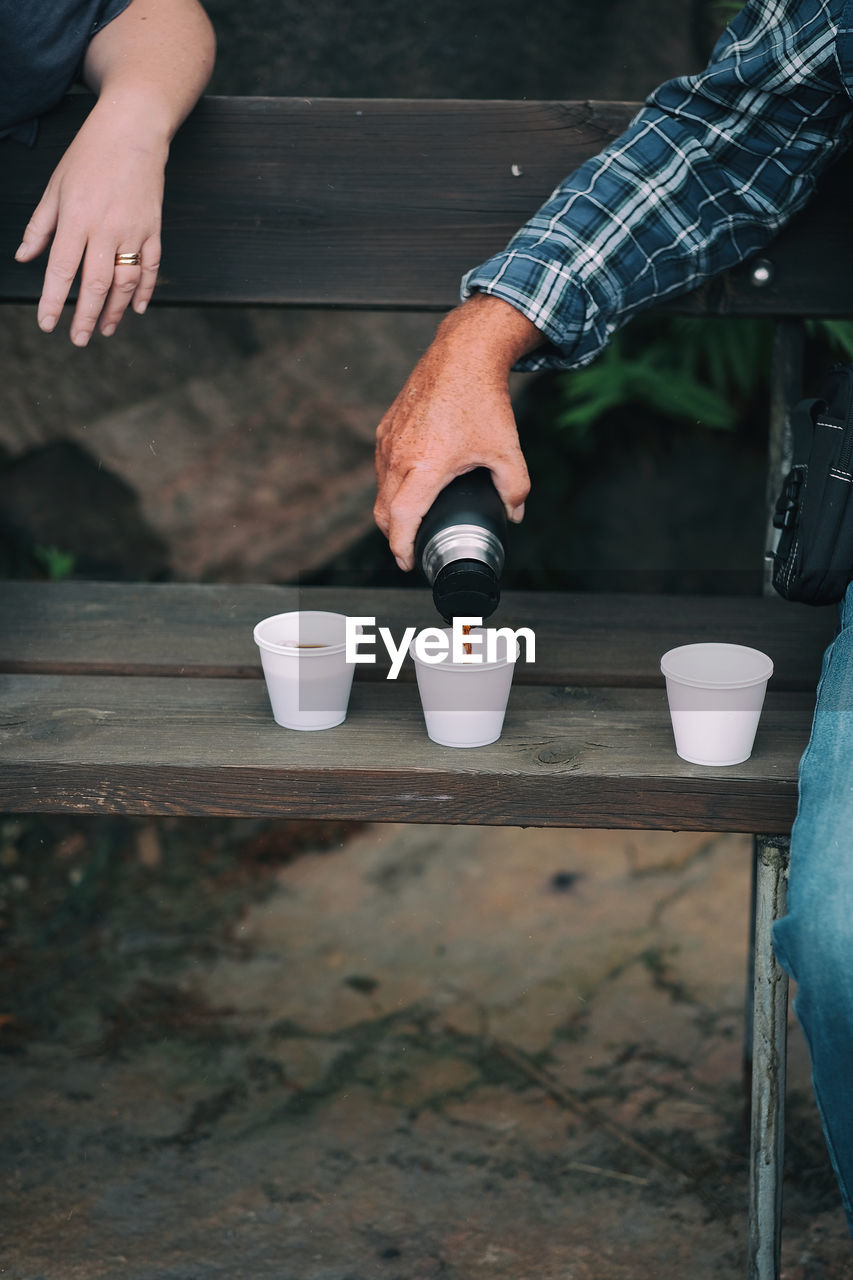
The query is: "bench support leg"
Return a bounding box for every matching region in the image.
[747,834,790,1280]
[743,838,758,1099]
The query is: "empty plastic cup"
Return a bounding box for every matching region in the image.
[254,611,358,730]
[410,626,517,748]
[660,642,774,766]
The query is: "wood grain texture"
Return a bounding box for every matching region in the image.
[2,96,853,313]
[0,582,835,689]
[0,672,812,829]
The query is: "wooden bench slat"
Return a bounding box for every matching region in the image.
[2,96,852,314]
[0,671,811,830]
[0,582,835,689]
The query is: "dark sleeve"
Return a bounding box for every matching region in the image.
[0,0,133,144]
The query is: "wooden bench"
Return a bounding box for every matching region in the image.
[1,95,850,1278]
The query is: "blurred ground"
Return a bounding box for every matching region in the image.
[1,816,850,1278]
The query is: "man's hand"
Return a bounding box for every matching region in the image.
[374,293,544,570]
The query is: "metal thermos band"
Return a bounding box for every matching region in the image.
[419,524,505,585]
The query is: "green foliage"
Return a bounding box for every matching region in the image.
[807,319,853,360]
[33,543,77,581]
[714,1,744,19]
[553,316,853,443]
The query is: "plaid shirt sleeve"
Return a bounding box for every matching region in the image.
[461,0,853,371]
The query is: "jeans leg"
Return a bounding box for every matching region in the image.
[772,582,853,1234]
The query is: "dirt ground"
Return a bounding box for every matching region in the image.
[1,816,850,1279]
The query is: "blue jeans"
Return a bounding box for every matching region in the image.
[773,580,853,1233]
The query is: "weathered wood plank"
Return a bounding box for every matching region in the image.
[0,582,835,689]
[2,96,852,313]
[0,97,635,308]
[0,672,812,830]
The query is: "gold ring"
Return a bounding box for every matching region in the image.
[115,251,141,267]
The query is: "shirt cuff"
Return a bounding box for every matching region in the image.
[461,249,609,373]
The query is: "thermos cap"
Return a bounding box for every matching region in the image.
[432,559,500,624]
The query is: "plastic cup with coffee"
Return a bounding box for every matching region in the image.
[253,611,359,730]
[410,626,517,748]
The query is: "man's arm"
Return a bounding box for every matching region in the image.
[376,0,853,569]
[374,294,540,570]
[14,0,215,345]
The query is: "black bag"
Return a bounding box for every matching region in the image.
[771,362,853,605]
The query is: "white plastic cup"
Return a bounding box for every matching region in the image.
[253,611,358,731]
[660,642,774,766]
[410,627,517,748]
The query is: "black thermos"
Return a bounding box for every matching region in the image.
[414,468,507,623]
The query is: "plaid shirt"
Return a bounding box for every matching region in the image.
[462,0,853,371]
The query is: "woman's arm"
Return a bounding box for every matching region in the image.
[15,0,215,345]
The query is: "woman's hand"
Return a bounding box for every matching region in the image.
[14,0,215,345]
[14,97,166,346]
[374,293,542,570]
